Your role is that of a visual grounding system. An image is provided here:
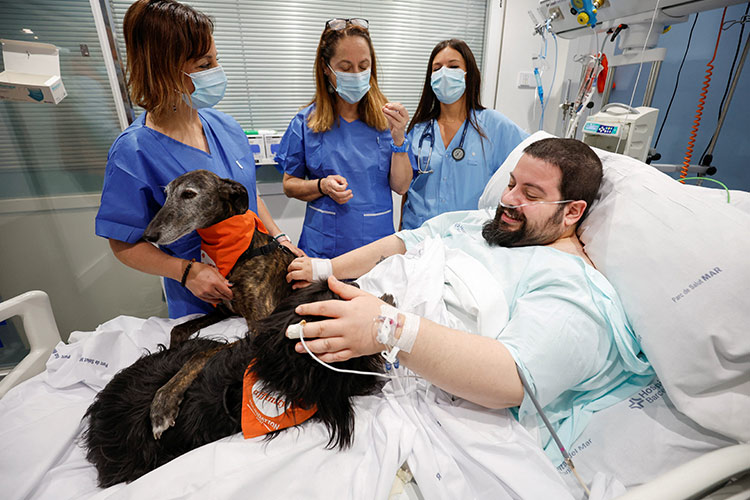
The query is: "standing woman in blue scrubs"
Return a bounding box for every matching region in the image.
[276,18,413,258]
[95,0,300,319]
[402,39,528,230]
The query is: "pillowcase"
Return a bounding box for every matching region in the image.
[479,131,750,442]
[478,131,555,211]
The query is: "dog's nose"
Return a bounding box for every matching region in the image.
[143,232,159,243]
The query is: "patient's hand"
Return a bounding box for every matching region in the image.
[287,256,313,289]
[293,276,385,362]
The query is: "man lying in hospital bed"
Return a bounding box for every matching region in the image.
[287,137,654,473]
[1,133,749,500]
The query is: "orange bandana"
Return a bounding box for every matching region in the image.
[241,364,317,439]
[196,211,268,277]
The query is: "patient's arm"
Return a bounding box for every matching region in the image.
[287,234,406,286]
[293,276,524,410]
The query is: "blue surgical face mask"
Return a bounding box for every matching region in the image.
[183,65,227,109]
[431,66,466,104]
[328,64,371,104]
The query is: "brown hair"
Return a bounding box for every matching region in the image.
[408,39,485,139]
[307,24,388,133]
[123,0,214,119]
[523,138,603,221]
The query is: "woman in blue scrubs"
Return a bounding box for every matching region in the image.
[276,19,413,258]
[95,0,300,319]
[402,39,529,230]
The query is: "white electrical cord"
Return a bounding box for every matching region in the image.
[614,0,662,153]
[288,319,421,380]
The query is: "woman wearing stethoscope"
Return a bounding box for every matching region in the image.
[401,39,528,230]
[276,18,412,258]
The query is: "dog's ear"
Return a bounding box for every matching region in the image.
[218,178,249,215]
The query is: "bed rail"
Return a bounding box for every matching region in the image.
[0,291,62,398]
[616,444,750,500]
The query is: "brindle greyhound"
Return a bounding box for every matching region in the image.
[142,169,295,438]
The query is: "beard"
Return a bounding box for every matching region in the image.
[482,203,565,248]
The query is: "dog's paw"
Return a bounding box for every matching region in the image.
[169,323,195,346]
[150,385,183,439]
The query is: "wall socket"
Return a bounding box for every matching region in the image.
[517,71,536,89]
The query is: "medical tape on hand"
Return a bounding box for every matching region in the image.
[311,258,333,282]
[376,305,419,354]
[285,320,306,339]
[395,312,419,353]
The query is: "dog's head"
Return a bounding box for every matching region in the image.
[143,170,248,245]
[249,282,385,449]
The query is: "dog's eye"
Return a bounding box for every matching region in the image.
[181,190,197,200]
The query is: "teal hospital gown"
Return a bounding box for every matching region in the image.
[396,209,654,459]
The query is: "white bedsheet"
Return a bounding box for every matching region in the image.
[0,239,578,500]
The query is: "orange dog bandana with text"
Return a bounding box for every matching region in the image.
[241,365,317,439]
[196,211,268,277]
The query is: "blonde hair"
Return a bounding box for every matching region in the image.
[307,25,388,133]
[123,0,214,120]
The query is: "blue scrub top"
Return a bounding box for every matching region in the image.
[402,109,528,230]
[275,104,398,258]
[95,109,258,319]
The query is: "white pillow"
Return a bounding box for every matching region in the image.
[479,133,750,443]
[478,131,555,211]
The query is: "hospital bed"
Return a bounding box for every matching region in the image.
[1,131,749,499]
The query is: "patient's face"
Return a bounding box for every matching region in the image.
[482,154,567,248]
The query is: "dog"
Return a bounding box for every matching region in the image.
[140,169,297,437]
[82,282,386,488]
[142,169,295,345]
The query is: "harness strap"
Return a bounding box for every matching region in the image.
[242,239,280,260]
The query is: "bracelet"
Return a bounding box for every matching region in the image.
[390,137,410,153]
[180,259,195,287]
[317,177,325,196]
[274,233,290,243]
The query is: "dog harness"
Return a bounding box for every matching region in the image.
[196,210,270,277]
[241,365,317,439]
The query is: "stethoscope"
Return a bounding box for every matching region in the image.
[417,118,469,175]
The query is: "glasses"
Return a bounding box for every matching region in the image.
[325,18,369,31]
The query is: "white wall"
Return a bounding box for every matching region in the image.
[0,196,167,341]
[489,0,599,137]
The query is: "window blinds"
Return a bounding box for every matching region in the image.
[0,0,123,198]
[110,0,489,132]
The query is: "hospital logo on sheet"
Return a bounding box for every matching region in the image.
[628,380,665,409]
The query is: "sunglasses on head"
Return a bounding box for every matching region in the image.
[325,18,369,31]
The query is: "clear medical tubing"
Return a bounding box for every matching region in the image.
[515,365,592,497]
[498,200,573,209]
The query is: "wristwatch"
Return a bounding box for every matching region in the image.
[390,137,410,153]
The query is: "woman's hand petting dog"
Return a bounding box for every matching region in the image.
[286,256,314,289]
[280,239,306,258]
[185,261,234,305]
[293,276,386,362]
